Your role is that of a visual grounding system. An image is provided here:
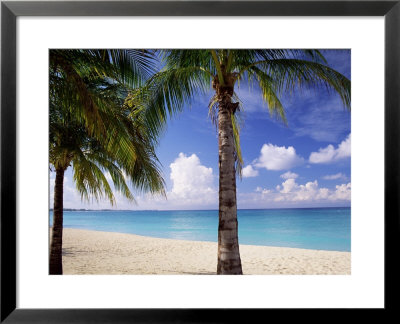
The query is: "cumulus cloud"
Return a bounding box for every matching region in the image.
[330,183,351,200]
[254,144,304,171]
[134,153,218,209]
[169,153,216,201]
[322,173,347,180]
[275,179,351,202]
[131,153,218,209]
[280,171,299,179]
[280,178,298,193]
[51,153,218,210]
[239,175,351,208]
[277,179,319,201]
[309,134,351,164]
[255,186,271,194]
[118,153,218,209]
[242,165,259,178]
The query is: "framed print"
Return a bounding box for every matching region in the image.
[1,0,399,322]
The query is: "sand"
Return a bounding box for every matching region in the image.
[59,228,351,275]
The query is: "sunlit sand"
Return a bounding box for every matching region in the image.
[57,228,351,275]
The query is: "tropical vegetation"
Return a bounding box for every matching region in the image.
[49,50,165,275]
[128,49,351,274]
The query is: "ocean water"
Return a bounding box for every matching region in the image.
[49,207,351,252]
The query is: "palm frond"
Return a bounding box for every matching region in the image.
[247,66,287,124]
[262,59,351,109]
[72,148,116,205]
[208,94,219,127]
[126,66,212,135]
[160,50,215,75]
[231,113,244,178]
[50,49,166,206]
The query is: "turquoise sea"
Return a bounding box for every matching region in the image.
[49,207,351,252]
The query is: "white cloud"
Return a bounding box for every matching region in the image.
[169,153,216,203]
[50,153,218,210]
[291,180,319,201]
[136,152,218,209]
[280,171,299,179]
[278,179,321,201]
[242,165,259,178]
[255,186,271,195]
[51,150,350,211]
[330,183,351,201]
[254,143,304,171]
[238,177,351,208]
[336,134,351,158]
[322,173,347,180]
[309,134,351,164]
[275,179,351,202]
[280,178,298,193]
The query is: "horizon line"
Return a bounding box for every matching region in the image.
[50,206,351,212]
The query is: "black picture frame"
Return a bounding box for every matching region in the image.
[1,0,399,322]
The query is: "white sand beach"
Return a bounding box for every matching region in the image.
[57,228,351,275]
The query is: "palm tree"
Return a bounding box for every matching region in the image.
[130,50,350,275]
[49,49,165,275]
[49,49,159,140]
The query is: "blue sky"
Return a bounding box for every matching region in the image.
[50,50,351,210]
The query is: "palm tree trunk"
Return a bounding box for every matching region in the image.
[49,167,65,275]
[216,93,243,275]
